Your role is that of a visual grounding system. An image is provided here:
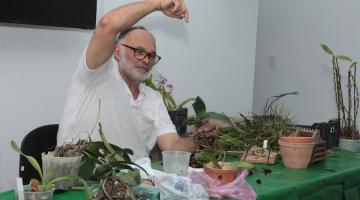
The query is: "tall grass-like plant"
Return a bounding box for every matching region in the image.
[321,44,359,139]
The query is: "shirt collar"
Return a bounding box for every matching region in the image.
[111,57,146,103]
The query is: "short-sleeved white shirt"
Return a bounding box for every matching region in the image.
[57,49,176,160]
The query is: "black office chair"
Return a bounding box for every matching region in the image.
[19,124,58,184]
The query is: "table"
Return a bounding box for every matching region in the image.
[1,149,360,200]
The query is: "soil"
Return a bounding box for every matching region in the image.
[340,129,360,140]
[189,156,205,168]
[95,176,135,200]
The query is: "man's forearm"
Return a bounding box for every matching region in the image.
[170,136,197,152]
[102,1,158,34]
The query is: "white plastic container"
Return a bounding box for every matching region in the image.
[162,151,191,176]
[18,186,54,200]
[42,154,82,190]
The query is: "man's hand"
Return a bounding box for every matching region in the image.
[191,119,230,135]
[147,0,189,22]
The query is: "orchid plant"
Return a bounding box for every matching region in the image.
[10,141,90,198]
[144,73,195,111]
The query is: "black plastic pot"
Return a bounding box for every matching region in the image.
[168,108,188,136]
[312,119,340,149]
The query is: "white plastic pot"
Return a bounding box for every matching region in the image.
[42,154,82,190]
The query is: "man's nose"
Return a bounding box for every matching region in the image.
[141,54,150,64]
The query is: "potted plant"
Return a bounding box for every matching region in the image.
[144,74,195,135]
[215,92,297,165]
[42,140,86,190]
[321,44,360,152]
[185,97,254,183]
[10,141,90,200]
[80,123,150,199]
[251,92,318,169]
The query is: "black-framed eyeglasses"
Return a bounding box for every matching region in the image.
[121,44,161,64]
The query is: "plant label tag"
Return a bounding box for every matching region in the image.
[16,177,25,200]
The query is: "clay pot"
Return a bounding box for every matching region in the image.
[203,162,240,184]
[278,139,315,169]
[280,136,314,143]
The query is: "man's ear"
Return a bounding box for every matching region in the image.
[114,45,121,62]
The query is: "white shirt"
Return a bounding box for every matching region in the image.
[57,48,176,160]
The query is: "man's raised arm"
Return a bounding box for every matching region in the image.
[86,0,189,69]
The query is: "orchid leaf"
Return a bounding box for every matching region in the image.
[99,123,124,161]
[194,151,220,169]
[95,163,112,178]
[185,116,202,126]
[350,62,358,69]
[11,140,44,182]
[336,55,352,62]
[79,153,96,179]
[192,96,206,116]
[116,169,141,186]
[321,44,334,56]
[111,161,148,176]
[177,98,195,110]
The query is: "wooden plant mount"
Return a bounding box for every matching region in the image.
[295,127,327,164]
[228,146,277,164]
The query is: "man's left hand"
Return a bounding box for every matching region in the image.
[190,119,229,135]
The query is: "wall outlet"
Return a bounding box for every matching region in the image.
[269,56,277,69]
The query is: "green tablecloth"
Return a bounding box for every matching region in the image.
[248,149,360,200]
[0,190,86,200]
[1,149,360,200]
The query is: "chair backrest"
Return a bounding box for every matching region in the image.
[19,124,58,184]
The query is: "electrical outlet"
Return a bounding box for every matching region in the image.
[269,56,277,69]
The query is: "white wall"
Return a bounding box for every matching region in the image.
[0,0,259,190]
[254,0,360,125]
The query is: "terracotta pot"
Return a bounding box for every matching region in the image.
[203,162,240,184]
[278,139,315,169]
[280,136,314,144]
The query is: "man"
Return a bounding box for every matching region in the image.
[57,0,219,160]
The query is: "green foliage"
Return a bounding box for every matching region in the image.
[189,97,253,168]
[11,140,44,183]
[321,44,334,56]
[116,169,141,187]
[144,74,195,111]
[321,44,360,139]
[263,92,298,117]
[194,151,221,169]
[10,141,90,198]
[80,123,148,199]
[336,55,353,62]
[186,96,240,131]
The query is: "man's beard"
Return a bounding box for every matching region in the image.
[118,52,150,83]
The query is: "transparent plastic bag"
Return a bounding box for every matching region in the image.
[187,169,256,200]
[156,174,209,200]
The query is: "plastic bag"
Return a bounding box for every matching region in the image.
[187,169,256,200]
[156,174,209,200]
